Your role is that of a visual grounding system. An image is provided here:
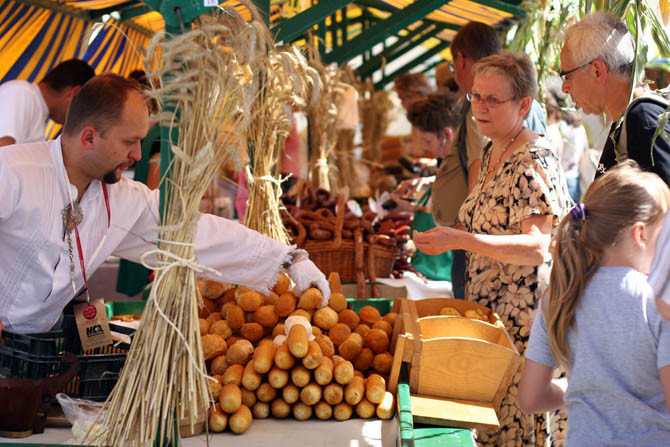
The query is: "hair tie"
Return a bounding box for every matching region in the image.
[570,203,588,221]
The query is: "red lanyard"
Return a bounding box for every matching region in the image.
[72,183,111,293]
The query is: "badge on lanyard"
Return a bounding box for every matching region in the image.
[74,298,113,350]
[62,164,114,350]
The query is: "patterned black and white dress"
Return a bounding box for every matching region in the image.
[458,137,573,447]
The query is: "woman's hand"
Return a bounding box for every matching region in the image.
[413,226,467,255]
[389,193,416,213]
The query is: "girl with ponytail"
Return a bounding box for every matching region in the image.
[519,162,670,446]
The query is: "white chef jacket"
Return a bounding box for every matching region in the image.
[0,138,291,333]
[0,80,48,144]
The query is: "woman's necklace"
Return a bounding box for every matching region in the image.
[487,126,526,174]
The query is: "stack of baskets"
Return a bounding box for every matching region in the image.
[0,316,134,401]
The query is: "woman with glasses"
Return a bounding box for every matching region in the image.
[414,51,572,447]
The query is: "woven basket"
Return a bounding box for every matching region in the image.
[303,239,397,283]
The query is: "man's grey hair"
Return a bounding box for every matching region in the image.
[562,11,634,79]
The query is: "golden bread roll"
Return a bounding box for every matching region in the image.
[252,339,276,374]
[298,288,323,311]
[287,324,309,358]
[329,323,351,345]
[241,360,262,391]
[333,359,354,385]
[314,356,334,386]
[372,320,393,337]
[275,293,297,317]
[328,272,342,294]
[268,366,289,389]
[209,377,222,400]
[290,365,311,388]
[353,324,371,338]
[314,401,333,420]
[323,383,344,405]
[363,328,389,354]
[333,402,352,421]
[302,340,323,370]
[241,388,257,408]
[344,375,364,405]
[359,306,381,325]
[289,309,312,322]
[199,318,209,336]
[226,339,254,365]
[252,401,270,419]
[292,402,312,421]
[274,342,296,370]
[315,335,335,358]
[210,355,229,375]
[338,333,363,361]
[253,305,278,328]
[282,384,300,404]
[225,305,245,330]
[328,292,347,313]
[338,309,360,330]
[237,291,263,312]
[382,312,397,327]
[200,279,228,300]
[353,348,374,371]
[221,364,244,386]
[273,273,291,295]
[202,334,227,360]
[255,382,277,403]
[205,311,222,325]
[228,405,252,434]
[209,320,233,339]
[272,324,285,339]
[300,382,322,406]
[271,397,291,418]
[372,352,393,374]
[356,398,376,419]
[240,322,264,343]
[220,383,242,413]
[313,306,338,330]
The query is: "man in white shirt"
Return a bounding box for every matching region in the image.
[0,74,329,334]
[0,59,95,147]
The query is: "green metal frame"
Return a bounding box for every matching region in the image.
[323,0,450,64]
[355,21,432,76]
[357,22,448,79]
[272,0,353,44]
[374,39,450,89]
[357,0,523,18]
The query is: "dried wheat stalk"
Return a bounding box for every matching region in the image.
[84,5,268,446]
[243,46,318,242]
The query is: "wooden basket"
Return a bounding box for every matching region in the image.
[303,239,397,283]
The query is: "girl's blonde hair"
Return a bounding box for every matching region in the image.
[546,162,670,369]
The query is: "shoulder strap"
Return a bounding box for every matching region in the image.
[417,187,432,206]
[456,103,471,182]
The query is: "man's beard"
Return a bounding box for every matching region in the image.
[102,161,135,184]
[102,169,121,184]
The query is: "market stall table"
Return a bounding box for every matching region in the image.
[1,418,397,446]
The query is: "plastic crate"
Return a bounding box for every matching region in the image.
[0,315,134,401]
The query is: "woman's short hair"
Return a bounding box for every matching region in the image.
[562,11,634,78]
[472,50,538,101]
[407,92,462,134]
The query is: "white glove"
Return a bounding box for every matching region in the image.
[289,259,331,308]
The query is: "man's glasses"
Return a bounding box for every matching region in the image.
[559,60,594,81]
[466,91,515,107]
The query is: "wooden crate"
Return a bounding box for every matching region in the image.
[389,298,520,432]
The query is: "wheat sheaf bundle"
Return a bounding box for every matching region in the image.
[306,46,349,191]
[84,6,268,446]
[243,45,319,242]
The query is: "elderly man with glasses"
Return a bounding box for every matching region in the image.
[560,11,670,186]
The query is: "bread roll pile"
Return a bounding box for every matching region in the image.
[198,273,397,435]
